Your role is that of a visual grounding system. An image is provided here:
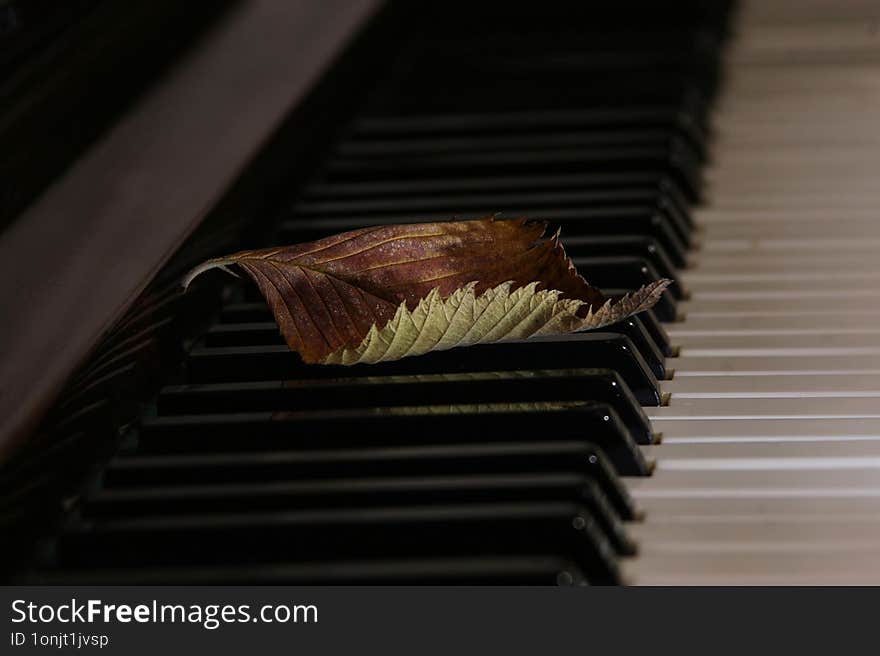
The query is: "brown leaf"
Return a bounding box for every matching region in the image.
[183,217,670,364]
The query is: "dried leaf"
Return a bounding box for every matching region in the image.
[183,217,670,364]
[325,280,668,365]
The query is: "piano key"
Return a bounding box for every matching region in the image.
[676,333,880,351]
[572,256,675,311]
[622,552,880,586]
[627,519,880,550]
[298,177,695,239]
[209,308,672,373]
[681,295,880,315]
[186,333,663,406]
[688,222,880,242]
[668,314,880,333]
[641,440,880,461]
[567,235,685,299]
[278,205,690,266]
[664,374,880,398]
[303,171,685,203]
[683,273,880,293]
[680,347,880,359]
[336,130,689,159]
[627,309,676,357]
[698,237,880,254]
[695,208,880,225]
[110,440,636,520]
[157,368,654,444]
[606,285,677,324]
[633,496,880,519]
[644,418,880,443]
[689,254,880,274]
[669,354,880,375]
[59,501,622,584]
[204,315,669,380]
[351,108,706,156]
[626,467,880,495]
[687,285,880,300]
[293,186,678,220]
[82,472,635,554]
[603,318,667,379]
[646,397,880,420]
[138,402,651,474]
[323,142,703,201]
[22,556,590,586]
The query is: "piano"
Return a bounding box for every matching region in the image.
[2,0,880,585]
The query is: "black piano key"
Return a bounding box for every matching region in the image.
[290,195,692,250]
[21,556,590,586]
[337,129,686,159]
[303,171,687,205]
[277,205,689,267]
[158,368,653,444]
[293,186,692,240]
[218,303,273,323]
[203,314,667,388]
[657,176,694,229]
[104,440,638,520]
[83,472,634,555]
[575,256,677,322]
[350,108,707,158]
[566,235,684,300]
[208,309,668,379]
[632,308,676,357]
[185,333,662,406]
[59,501,621,584]
[602,318,666,381]
[322,139,703,202]
[294,186,667,216]
[380,77,709,139]
[137,402,650,474]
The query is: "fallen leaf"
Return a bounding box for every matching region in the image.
[183,217,670,364]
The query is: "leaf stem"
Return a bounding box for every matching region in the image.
[181,257,241,291]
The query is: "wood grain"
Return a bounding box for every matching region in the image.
[0,0,380,461]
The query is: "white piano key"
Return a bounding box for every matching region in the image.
[627,0,880,584]
[701,220,880,244]
[682,270,880,283]
[676,333,880,351]
[633,496,880,519]
[640,440,880,461]
[647,418,880,443]
[683,275,880,293]
[695,208,880,224]
[646,397,880,420]
[626,468,880,495]
[680,347,880,358]
[622,553,880,586]
[670,355,880,375]
[689,288,880,301]
[655,457,880,471]
[705,196,880,212]
[628,519,880,545]
[690,256,880,274]
[697,237,880,253]
[681,296,880,315]
[663,374,880,398]
[668,315,880,333]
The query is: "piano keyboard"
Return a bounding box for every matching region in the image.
[625,0,880,585]
[11,0,880,585]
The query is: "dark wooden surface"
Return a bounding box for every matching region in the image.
[0,0,379,461]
